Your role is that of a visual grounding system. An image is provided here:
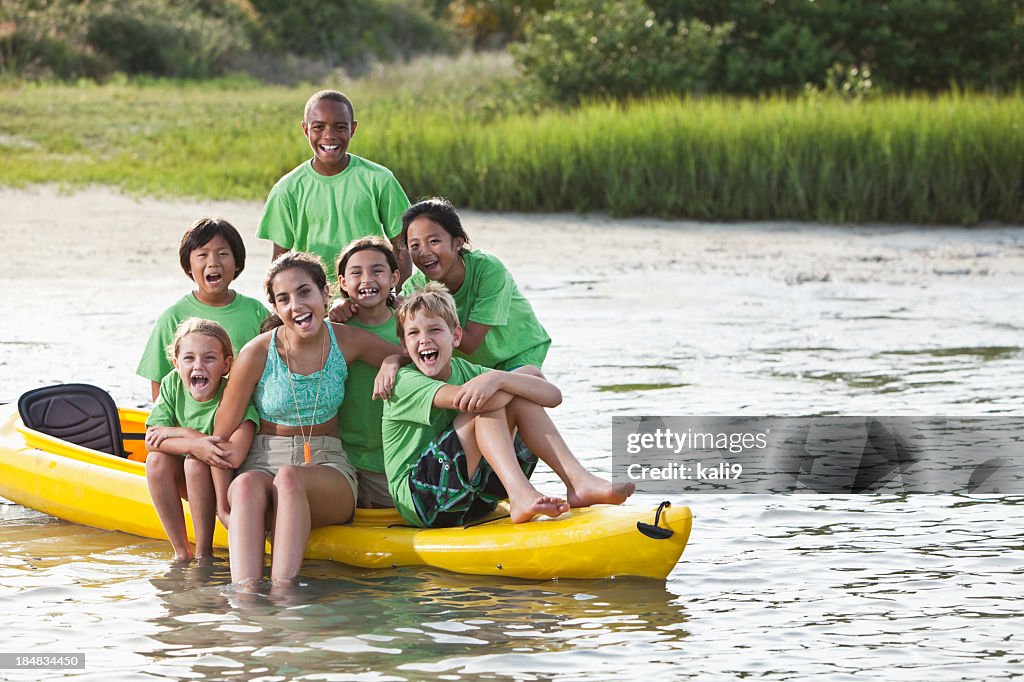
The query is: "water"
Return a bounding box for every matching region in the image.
[1,191,1023,680]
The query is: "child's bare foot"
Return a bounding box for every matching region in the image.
[509,493,570,523]
[567,475,636,508]
[234,577,262,593]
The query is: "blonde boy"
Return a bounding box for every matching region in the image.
[381,283,633,527]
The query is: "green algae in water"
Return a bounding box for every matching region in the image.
[596,382,688,393]
[881,346,1021,361]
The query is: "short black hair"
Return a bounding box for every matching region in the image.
[304,90,355,122]
[178,217,246,279]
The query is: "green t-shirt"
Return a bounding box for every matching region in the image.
[145,370,260,434]
[338,314,399,474]
[256,154,410,277]
[136,292,269,384]
[382,358,490,525]
[402,249,551,370]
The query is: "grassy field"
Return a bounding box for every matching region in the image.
[1,54,1021,224]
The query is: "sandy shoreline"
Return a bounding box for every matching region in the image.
[2,185,1023,409]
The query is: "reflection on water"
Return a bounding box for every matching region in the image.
[2,494,1021,680]
[0,519,689,680]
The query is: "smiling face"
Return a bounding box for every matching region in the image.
[173,332,230,402]
[270,266,330,338]
[187,234,237,304]
[302,99,357,176]
[406,216,465,287]
[402,310,462,380]
[340,248,400,310]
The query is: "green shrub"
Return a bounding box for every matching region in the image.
[0,0,253,79]
[0,0,458,81]
[516,0,1024,98]
[85,0,251,78]
[249,0,458,69]
[0,1,92,78]
[513,0,730,103]
[649,0,1024,93]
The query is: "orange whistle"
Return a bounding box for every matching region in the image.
[304,442,311,464]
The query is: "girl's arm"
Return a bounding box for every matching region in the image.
[214,336,268,440]
[147,428,232,469]
[220,420,257,469]
[373,354,412,400]
[146,428,234,470]
[328,298,357,323]
[334,323,404,368]
[146,426,205,451]
[150,381,161,402]
[212,420,256,526]
[389,236,412,288]
[458,322,490,356]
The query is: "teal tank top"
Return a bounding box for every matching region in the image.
[253,327,348,426]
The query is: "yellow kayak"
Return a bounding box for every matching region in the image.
[0,400,691,580]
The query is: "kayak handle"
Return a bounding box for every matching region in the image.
[637,501,674,540]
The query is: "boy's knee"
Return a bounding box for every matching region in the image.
[514,365,545,380]
[506,395,532,412]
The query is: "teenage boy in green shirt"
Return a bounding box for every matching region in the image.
[257,89,411,287]
[381,283,634,528]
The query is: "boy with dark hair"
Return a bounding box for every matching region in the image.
[256,89,412,288]
[382,283,634,527]
[138,217,268,400]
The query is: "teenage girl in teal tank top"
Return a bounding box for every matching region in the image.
[213,252,404,590]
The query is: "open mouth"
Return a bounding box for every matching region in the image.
[190,373,209,389]
[357,285,380,299]
[420,258,440,272]
[293,312,314,329]
[419,349,439,363]
[319,144,340,153]
[205,272,223,286]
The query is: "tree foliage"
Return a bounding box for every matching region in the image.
[0,0,456,80]
[249,0,457,68]
[513,0,730,103]
[516,0,1024,100]
[446,0,553,46]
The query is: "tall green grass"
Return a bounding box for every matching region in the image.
[370,93,1023,224]
[1,59,1021,224]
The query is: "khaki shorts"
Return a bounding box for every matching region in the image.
[239,435,358,501]
[356,470,395,509]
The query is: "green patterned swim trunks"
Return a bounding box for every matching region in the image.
[407,426,537,528]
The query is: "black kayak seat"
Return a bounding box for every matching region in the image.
[17,383,143,458]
